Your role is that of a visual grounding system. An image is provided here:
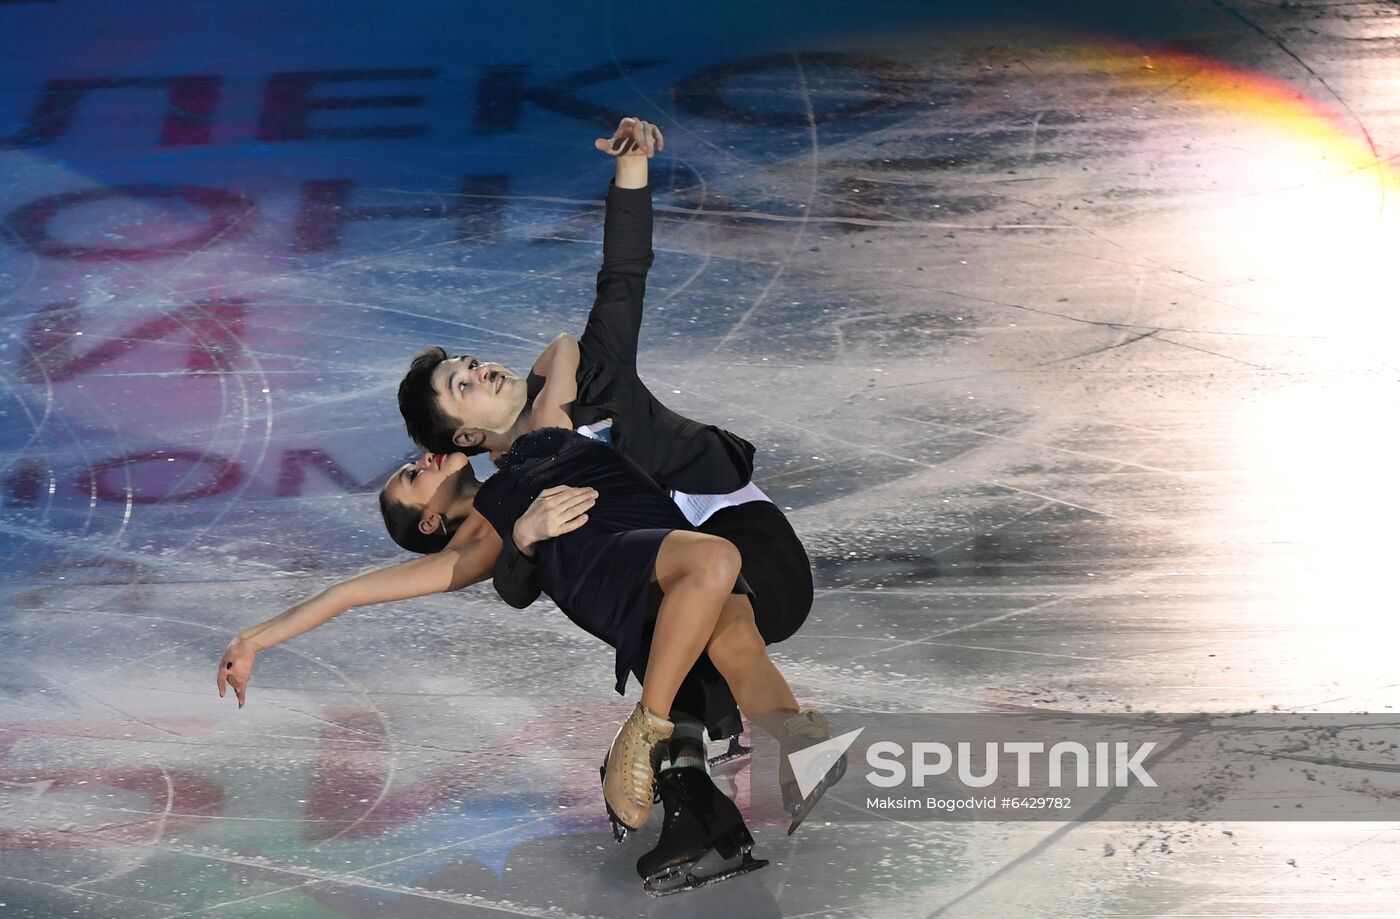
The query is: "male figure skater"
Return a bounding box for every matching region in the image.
[394,120,839,874]
[399,120,811,738]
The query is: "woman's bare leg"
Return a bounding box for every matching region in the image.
[706,594,839,832]
[606,530,807,834]
[705,594,798,716]
[638,531,744,719]
[605,531,736,831]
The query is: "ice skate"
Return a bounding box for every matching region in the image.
[778,708,846,834]
[707,733,751,768]
[637,766,768,896]
[602,702,673,842]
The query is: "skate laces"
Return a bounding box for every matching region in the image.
[659,770,698,807]
[618,707,668,807]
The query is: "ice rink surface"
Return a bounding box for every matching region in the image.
[2,0,1399,915]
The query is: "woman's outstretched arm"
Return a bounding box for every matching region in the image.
[528,332,579,429]
[217,512,502,707]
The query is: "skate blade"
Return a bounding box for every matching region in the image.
[601,766,629,843]
[786,756,848,835]
[600,763,642,843]
[643,850,768,897]
[707,736,751,768]
[608,814,629,844]
[604,799,635,843]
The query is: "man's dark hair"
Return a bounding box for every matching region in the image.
[378,489,452,555]
[398,346,485,456]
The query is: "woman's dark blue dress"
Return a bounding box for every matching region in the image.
[472,427,694,694]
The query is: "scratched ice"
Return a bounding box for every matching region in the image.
[2,1,1399,916]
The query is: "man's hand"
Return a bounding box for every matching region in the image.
[217,637,257,708]
[513,485,598,555]
[595,117,663,158]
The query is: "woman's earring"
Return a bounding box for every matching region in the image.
[439,518,449,536]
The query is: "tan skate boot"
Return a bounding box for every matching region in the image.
[602,702,674,841]
[777,708,847,834]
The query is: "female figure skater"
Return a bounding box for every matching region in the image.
[379,417,802,843]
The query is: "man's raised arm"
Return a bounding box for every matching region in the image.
[578,117,663,368]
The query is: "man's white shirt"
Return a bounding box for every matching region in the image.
[575,419,771,526]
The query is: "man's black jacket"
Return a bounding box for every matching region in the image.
[493,181,756,608]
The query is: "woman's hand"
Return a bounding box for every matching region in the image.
[217,637,257,708]
[594,117,663,158]
[513,485,598,555]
